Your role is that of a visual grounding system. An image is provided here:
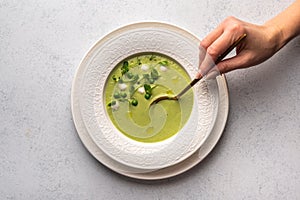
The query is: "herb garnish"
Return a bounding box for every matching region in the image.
[121,61,129,75]
[108,58,169,109]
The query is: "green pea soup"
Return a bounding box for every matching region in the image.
[105,53,194,143]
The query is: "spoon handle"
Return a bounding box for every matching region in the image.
[176,78,201,99]
[176,33,247,99]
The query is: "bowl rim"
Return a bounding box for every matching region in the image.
[71,21,219,170]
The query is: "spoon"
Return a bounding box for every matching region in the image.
[150,33,247,105]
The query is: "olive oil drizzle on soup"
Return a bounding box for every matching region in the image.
[105,53,194,143]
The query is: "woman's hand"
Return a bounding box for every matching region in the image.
[198,0,300,74]
[199,16,283,74]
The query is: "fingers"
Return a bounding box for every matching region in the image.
[197,25,224,78]
[201,16,244,50]
[207,31,238,60]
[200,24,224,49]
[198,31,240,76]
[197,51,216,77]
[198,16,247,76]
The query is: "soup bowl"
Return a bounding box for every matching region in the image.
[72,22,219,170]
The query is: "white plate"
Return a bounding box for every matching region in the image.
[72,22,220,170]
[71,73,229,180]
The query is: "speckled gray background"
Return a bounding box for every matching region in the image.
[1,0,299,199]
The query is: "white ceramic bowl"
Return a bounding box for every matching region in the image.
[72,22,219,170]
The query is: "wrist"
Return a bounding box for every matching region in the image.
[263,22,288,52]
[264,0,300,49]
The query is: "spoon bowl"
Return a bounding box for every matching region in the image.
[150,95,178,105]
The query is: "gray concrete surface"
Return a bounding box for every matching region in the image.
[1,0,299,199]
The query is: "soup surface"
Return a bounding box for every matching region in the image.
[105,53,193,143]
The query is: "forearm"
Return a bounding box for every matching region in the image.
[265,0,300,49]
